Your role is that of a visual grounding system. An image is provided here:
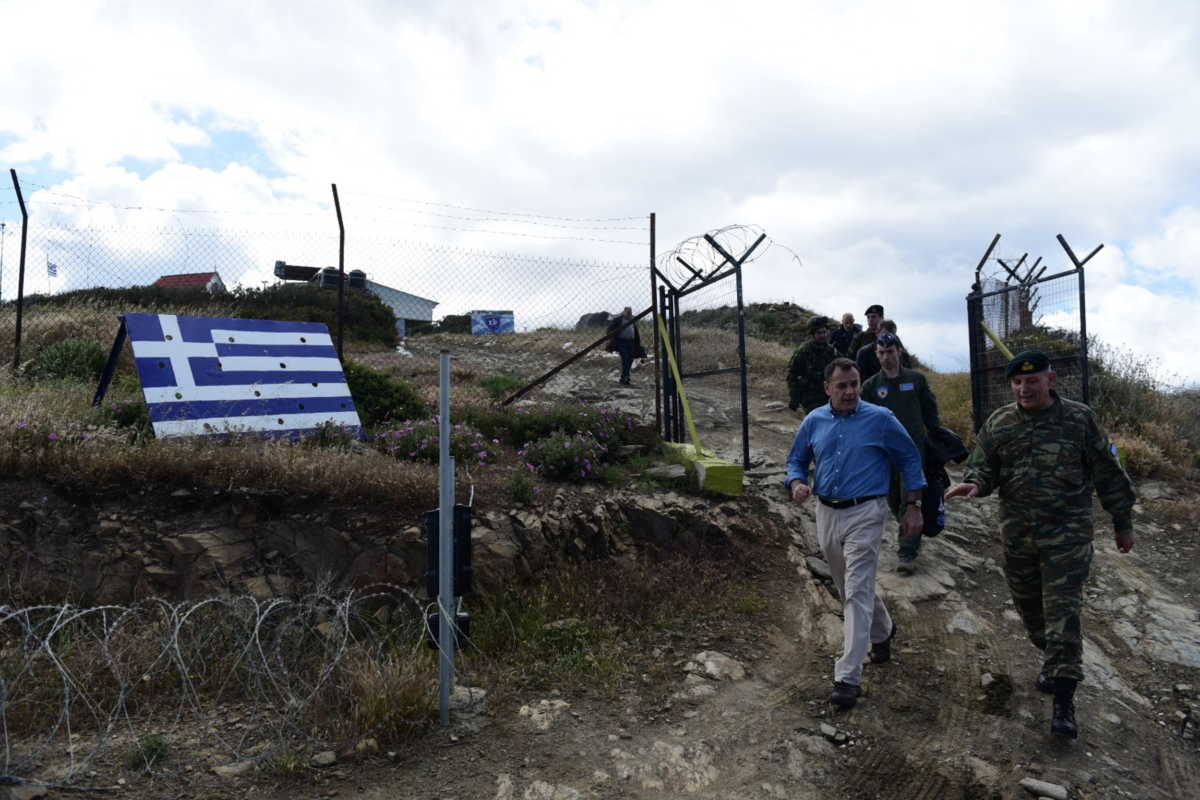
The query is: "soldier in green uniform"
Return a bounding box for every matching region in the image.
[946,350,1136,740]
[787,317,837,413]
[861,332,943,571]
[848,303,884,355]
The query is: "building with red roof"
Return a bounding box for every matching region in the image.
[153,272,227,292]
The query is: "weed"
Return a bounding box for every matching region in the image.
[508,470,535,505]
[31,337,108,381]
[521,431,606,482]
[128,732,169,770]
[479,373,525,401]
[374,419,499,466]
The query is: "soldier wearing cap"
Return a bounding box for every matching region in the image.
[787,316,837,413]
[849,304,884,355]
[946,350,1136,740]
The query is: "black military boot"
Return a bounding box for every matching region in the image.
[1051,677,1078,739]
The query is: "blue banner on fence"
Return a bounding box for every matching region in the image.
[470,310,514,336]
[122,313,361,438]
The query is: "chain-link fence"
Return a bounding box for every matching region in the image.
[0,183,650,404]
[966,266,1087,429]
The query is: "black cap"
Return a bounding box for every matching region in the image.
[1005,350,1051,378]
[865,304,884,316]
[808,316,830,332]
[875,332,901,349]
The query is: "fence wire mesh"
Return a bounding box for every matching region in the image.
[0,585,455,789]
[0,189,650,403]
[968,267,1086,428]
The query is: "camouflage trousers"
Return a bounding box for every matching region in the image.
[1002,523,1093,682]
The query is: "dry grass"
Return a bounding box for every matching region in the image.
[927,371,975,445]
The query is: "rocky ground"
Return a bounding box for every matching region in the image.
[3,338,1198,800]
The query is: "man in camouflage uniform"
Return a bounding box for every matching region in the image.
[946,350,1136,739]
[787,317,837,413]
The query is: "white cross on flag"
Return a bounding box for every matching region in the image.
[123,313,361,438]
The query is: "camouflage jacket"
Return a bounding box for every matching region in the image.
[964,393,1135,539]
[848,329,877,356]
[786,340,837,411]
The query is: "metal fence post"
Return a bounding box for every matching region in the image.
[438,350,455,725]
[332,183,346,361]
[9,169,28,370]
[734,259,750,470]
[649,212,660,435]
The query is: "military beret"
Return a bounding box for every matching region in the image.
[876,332,901,349]
[1005,350,1051,378]
[808,316,830,332]
[864,304,884,316]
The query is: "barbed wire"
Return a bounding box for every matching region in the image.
[0,584,445,789]
[659,224,802,287]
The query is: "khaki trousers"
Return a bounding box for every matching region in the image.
[815,496,893,686]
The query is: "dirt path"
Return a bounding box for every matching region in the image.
[331,342,1199,800]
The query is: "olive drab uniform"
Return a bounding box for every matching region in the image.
[786,340,837,412]
[964,392,1135,681]
[848,328,877,357]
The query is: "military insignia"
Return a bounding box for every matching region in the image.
[1020,361,1035,372]
[876,387,888,399]
[899,383,914,391]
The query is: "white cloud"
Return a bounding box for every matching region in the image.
[0,0,1198,386]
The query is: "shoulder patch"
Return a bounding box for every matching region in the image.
[876,387,889,399]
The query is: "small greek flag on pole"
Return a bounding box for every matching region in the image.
[121,313,361,438]
[47,261,58,277]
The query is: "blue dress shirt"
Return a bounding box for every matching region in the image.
[785,400,926,499]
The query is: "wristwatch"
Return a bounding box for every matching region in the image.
[904,500,922,511]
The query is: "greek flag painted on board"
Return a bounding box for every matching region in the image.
[124,313,361,438]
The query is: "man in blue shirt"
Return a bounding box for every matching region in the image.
[786,357,926,709]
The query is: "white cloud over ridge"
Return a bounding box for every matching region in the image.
[0,0,1197,384]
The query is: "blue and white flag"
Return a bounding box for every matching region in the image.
[123,313,361,438]
[47,262,58,277]
[470,310,514,335]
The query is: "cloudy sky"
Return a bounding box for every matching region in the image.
[1,0,1197,383]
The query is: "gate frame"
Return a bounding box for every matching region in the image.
[966,233,1102,431]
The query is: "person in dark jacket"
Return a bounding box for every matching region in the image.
[848,304,883,354]
[830,313,861,357]
[856,319,908,380]
[605,307,643,385]
[861,332,943,571]
[787,317,837,412]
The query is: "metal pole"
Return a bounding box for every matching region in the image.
[438,351,455,725]
[1076,265,1090,405]
[332,184,345,361]
[1,221,6,303]
[659,285,673,440]
[10,170,28,370]
[734,259,751,470]
[671,291,683,442]
[649,213,660,435]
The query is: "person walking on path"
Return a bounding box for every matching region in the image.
[830,312,860,357]
[848,303,883,355]
[605,306,643,385]
[861,332,944,572]
[945,350,1136,739]
[787,317,838,413]
[786,358,926,710]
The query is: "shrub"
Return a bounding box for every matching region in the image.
[478,373,524,401]
[508,471,535,505]
[129,732,169,770]
[461,403,640,453]
[521,431,606,482]
[32,338,107,381]
[344,361,427,427]
[375,419,499,466]
[1112,433,1170,478]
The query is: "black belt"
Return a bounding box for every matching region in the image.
[818,494,883,509]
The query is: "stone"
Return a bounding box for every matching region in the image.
[450,685,488,715]
[981,672,995,689]
[763,401,785,412]
[684,651,746,681]
[818,723,838,741]
[645,464,687,480]
[1018,777,1068,799]
[211,759,256,778]
[519,699,571,730]
[310,751,337,767]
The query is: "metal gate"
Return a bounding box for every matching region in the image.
[966,234,1101,430]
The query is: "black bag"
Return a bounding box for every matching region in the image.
[926,426,969,466]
